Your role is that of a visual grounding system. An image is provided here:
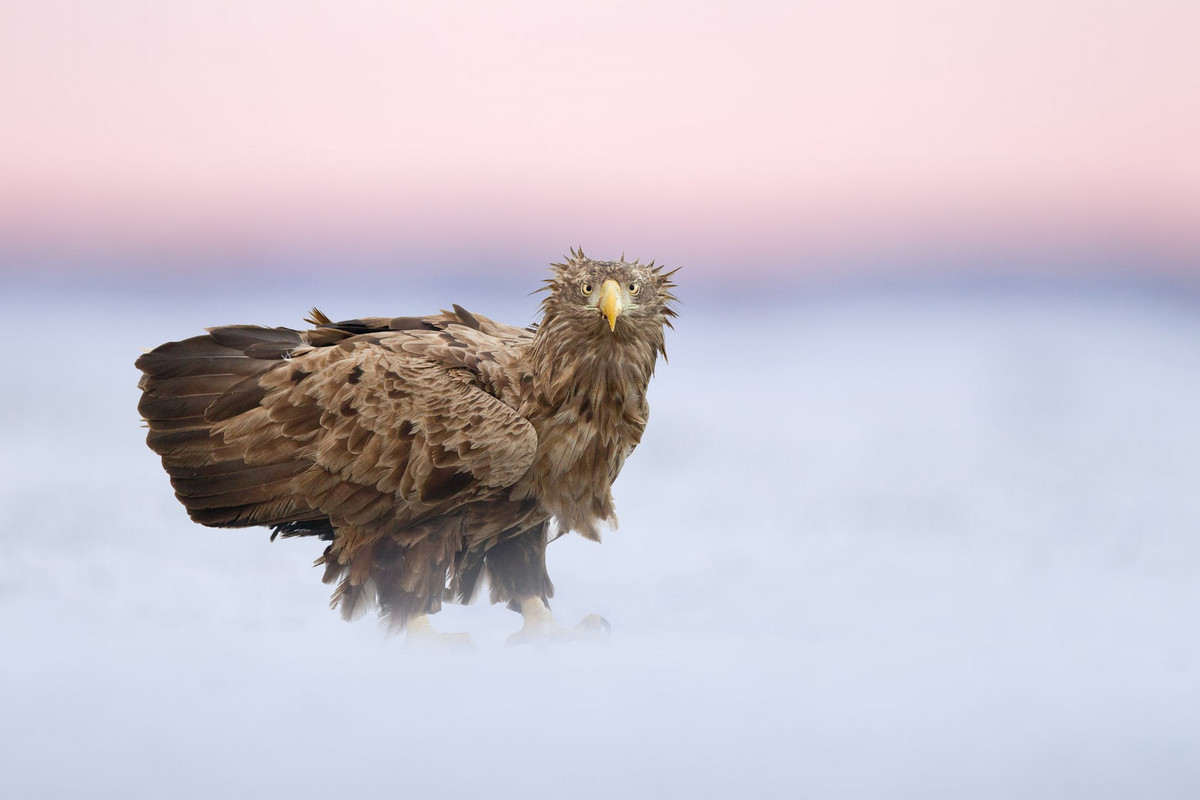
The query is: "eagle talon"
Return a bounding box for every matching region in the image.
[573,614,612,636]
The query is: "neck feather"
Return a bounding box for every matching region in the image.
[525,311,662,417]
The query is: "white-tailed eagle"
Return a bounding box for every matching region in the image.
[136,250,677,646]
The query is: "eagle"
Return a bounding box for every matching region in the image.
[135,250,677,646]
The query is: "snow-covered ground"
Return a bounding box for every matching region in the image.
[2,277,1198,798]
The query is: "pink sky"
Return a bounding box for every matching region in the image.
[2,0,1197,276]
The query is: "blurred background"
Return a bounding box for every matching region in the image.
[3,0,1197,283]
[2,2,1198,798]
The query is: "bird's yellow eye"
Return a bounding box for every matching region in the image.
[628,282,640,294]
[581,283,593,295]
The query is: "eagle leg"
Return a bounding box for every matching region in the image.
[485,523,555,610]
[405,614,477,653]
[505,596,611,647]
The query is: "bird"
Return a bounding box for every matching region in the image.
[135,249,677,646]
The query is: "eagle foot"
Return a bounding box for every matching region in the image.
[505,598,612,647]
[405,615,477,654]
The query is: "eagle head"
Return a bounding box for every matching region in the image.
[540,248,678,341]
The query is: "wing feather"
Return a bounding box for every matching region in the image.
[137,318,537,535]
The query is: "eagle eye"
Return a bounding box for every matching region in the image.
[581,283,594,296]
[628,282,640,295]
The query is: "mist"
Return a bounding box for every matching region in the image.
[2,275,1198,798]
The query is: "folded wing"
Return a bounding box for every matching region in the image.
[136,318,537,538]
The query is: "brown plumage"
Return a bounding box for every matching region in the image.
[136,250,677,633]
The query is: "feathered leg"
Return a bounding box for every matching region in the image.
[485,523,555,610]
[488,524,609,646]
[324,535,475,650]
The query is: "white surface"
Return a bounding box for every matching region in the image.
[2,280,1198,798]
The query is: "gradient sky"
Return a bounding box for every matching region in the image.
[2,0,1197,277]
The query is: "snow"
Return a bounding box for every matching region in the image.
[2,277,1198,798]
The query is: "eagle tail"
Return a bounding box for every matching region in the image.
[135,325,318,529]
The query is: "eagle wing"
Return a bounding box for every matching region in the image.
[136,309,537,541]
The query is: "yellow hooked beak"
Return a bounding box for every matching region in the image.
[599,279,623,332]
